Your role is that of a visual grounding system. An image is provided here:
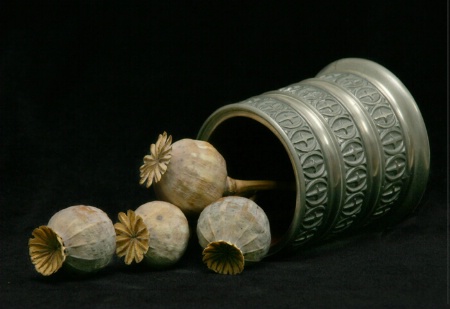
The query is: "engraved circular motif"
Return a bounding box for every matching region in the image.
[258,100,284,111]
[356,87,382,105]
[380,180,403,204]
[302,205,326,229]
[290,128,317,152]
[346,166,368,193]
[298,89,324,105]
[305,178,328,206]
[341,139,365,166]
[342,192,365,216]
[301,151,326,179]
[316,98,343,117]
[336,75,366,88]
[385,154,407,181]
[380,127,404,155]
[275,110,304,128]
[371,104,397,128]
[329,115,357,139]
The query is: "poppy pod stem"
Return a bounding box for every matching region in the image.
[224,177,296,196]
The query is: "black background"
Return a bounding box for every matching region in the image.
[0,1,447,308]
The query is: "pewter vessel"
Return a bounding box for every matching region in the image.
[198,58,430,255]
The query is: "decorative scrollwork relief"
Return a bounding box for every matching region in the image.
[319,73,407,220]
[245,96,328,245]
[279,84,369,234]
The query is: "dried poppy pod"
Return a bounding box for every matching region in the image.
[28,205,116,276]
[139,132,292,217]
[114,201,190,268]
[197,196,271,275]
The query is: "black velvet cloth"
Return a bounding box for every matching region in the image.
[1,1,447,308]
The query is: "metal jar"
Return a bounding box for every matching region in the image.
[197,58,430,256]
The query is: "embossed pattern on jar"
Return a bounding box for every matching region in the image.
[277,83,369,235]
[198,58,430,255]
[245,96,330,246]
[318,72,408,222]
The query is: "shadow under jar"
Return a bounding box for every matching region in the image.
[197,58,430,256]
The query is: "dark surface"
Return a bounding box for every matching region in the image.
[0,1,447,308]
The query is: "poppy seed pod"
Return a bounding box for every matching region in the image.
[139,132,292,217]
[28,205,116,276]
[197,196,271,275]
[114,201,190,268]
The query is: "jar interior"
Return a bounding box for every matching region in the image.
[205,117,297,248]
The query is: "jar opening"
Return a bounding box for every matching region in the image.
[204,117,297,252]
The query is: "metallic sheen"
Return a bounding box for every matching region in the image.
[198,58,430,255]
